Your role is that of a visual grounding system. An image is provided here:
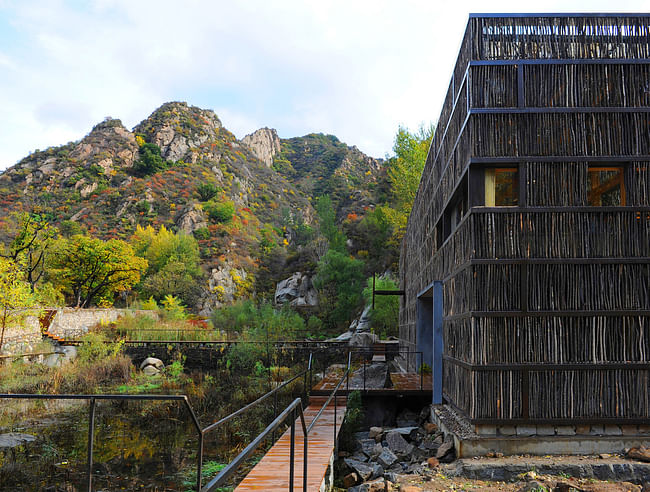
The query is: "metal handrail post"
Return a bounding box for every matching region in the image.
[289,408,295,492]
[196,432,204,491]
[298,402,308,492]
[346,352,350,392]
[87,397,96,492]
[334,392,338,457]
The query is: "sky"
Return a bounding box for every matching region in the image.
[0,1,648,170]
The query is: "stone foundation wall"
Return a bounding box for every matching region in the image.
[47,308,158,339]
[0,315,41,356]
[475,423,650,438]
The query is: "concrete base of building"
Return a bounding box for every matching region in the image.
[431,404,650,458]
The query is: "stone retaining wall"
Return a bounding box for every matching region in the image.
[47,308,158,339]
[0,315,41,356]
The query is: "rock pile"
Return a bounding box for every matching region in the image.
[340,411,456,491]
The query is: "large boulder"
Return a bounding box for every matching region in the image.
[140,357,164,375]
[348,362,392,390]
[274,272,317,307]
[349,332,379,348]
[349,305,372,333]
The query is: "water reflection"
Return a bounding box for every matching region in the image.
[0,403,198,491]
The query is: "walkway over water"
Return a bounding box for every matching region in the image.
[234,396,346,492]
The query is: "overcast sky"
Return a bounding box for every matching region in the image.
[0,0,648,170]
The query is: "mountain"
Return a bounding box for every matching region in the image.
[0,102,389,313]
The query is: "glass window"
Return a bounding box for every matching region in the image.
[587,167,625,206]
[485,168,518,206]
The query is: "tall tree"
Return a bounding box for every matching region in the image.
[313,250,365,330]
[315,195,346,253]
[131,225,203,305]
[381,124,435,242]
[49,236,147,307]
[0,212,54,291]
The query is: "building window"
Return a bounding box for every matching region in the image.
[587,166,625,206]
[485,168,518,206]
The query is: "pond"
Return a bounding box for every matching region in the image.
[0,399,248,492]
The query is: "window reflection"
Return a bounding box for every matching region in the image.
[485,168,518,206]
[587,167,625,206]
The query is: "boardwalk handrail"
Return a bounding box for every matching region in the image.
[198,353,313,491]
[202,353,312,434]
[201,397,308,492]
[0,393,202,492]
[204,352,352,491]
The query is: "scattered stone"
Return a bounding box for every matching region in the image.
[377,447,398,468]
[361,439,380,457]
[0,433,36,448]
[386,431,414,457]
[434,441,456,463]
[369,426,384,440]
[627,447,650,462]
[343,472,359,488]
[350,452,369,463]
[392,426,419,437]
[344,459,375,481]
[426,457,439,468]
[423,422,438,434]
[435,440,453,460]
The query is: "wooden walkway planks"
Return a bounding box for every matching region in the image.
[234,397,347,492]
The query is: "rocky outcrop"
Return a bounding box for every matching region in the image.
[134,102,223,163]
[198,264,251,315]
[274,272,318,307]
[175,203,208,234]
[242,128,281,168]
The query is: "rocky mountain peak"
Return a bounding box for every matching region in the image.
[133,102,224,162]
[242,127,280,168]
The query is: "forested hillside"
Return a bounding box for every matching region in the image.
[0,101,431,335]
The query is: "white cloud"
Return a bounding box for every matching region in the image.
[0,0,649,169]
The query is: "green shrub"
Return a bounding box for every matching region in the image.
[339,390,364,451]
[203,199,235,223]
[196,183,221,201]
[77,332,123,363]
[362,276,399,338]
[226,342,266,374]
[193,227,210,240]
[131,143,170,176]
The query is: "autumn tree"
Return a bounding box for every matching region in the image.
[48,236,147,307]
[0,257,39,353]
[131,225,203,306]
[0,212,54,291]
[380,124,435,242]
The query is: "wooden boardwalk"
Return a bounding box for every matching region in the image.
[234,396,347,492]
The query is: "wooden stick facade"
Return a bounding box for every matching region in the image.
[400,14,650,424]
